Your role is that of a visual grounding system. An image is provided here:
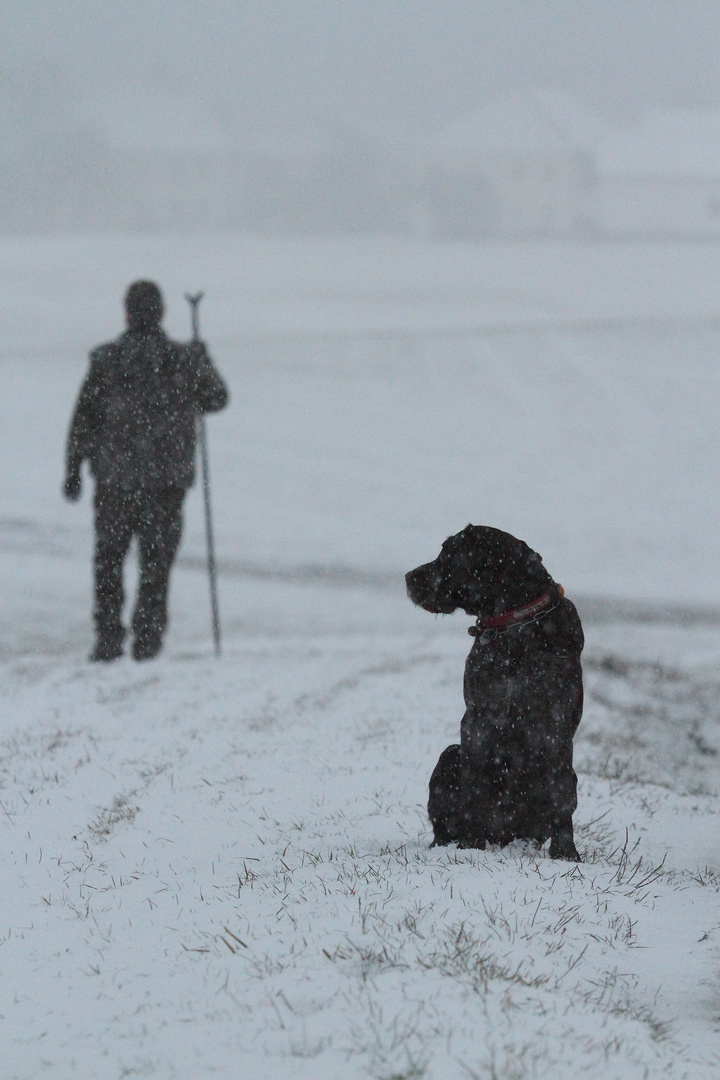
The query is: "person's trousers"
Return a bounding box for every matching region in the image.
[93,484,185,653]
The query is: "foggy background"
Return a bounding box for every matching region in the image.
[4,0,720,238]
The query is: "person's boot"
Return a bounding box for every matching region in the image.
[132,631,162,661]
[89,638,124,662]
[132,595,166,661]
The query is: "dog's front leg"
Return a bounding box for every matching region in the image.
[545,726,582,860]
[548,823,581,861]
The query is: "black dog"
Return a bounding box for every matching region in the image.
[406,525,583,860]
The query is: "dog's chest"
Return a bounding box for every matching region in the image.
[462,615,572,719]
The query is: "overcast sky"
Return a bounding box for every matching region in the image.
[4,0,720,137]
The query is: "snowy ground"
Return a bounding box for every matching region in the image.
[0,234,719,1078]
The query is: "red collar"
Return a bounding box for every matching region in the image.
[469,584,564,640]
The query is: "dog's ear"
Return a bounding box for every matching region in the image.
[469,530,551,612]
[501,536,544,575]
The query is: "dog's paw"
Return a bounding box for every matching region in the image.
[548,838,582,861]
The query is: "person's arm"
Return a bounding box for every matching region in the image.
[63,350,105,500]
[187,340,229,413]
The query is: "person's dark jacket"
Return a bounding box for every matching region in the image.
[66,328,228,491]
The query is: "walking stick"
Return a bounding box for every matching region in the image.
[185,291,222,656]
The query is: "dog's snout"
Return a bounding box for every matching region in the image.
[405,565,426,604]
[405,561,457,614]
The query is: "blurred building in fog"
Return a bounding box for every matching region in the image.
[597,108,720,239]
[3,82,720,240]
[412,90,605,239]
[0,87,408,236]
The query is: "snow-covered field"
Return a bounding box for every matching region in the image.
[1,234,719,1078]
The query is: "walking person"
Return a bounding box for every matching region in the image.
[63,280,228,661]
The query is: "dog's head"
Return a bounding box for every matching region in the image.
[405,524,552,618]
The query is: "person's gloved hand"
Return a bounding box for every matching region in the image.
[63,472,81,501]
[186,339,209,363]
